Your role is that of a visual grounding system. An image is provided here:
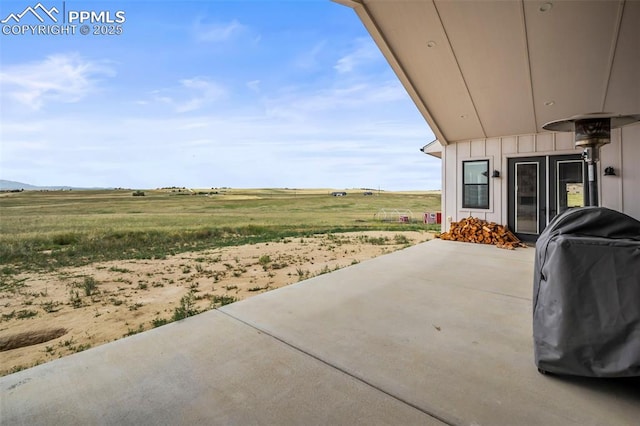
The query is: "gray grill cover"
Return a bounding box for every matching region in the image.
[533,207,640,377]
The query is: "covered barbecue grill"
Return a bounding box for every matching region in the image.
[533,206,640,377]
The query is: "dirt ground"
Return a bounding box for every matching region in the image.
[0,231,434,375]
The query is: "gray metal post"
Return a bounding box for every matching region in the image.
[587,159,598,206]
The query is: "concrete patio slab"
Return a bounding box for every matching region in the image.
[221,239,640,425]
[1,309,439,425]
[2,239,639,425]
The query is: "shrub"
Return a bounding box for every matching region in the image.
[172,290,198,321]
[1,266,16,275]
[259,254,271,266]
[394,234,410,245]
[82,276,98,296]
[123,324,145,337]
[359,236,388,245]
[16,309,38,319]
[132,190,145,197]
[296,268,309,281]
[41,300,61,313]
[52,233,78,246]
[151,317,168,328]
[317,265,332,276]
[69,290,82,308]
[128,302,143,311]
[211,294,236,308]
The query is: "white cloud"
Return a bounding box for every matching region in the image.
[264,79,407,117]
[0,53,115,110]
[179,120,210,130]
[0,104,437,190]
[246,80,261,92]
[181,138,215,148]
[176,77,226,112]
[143,77,227,113]
[334,37,381,74]
[294,41,326,70]
[193,18,245,42]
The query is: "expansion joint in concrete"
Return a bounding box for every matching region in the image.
[218,309,457,426]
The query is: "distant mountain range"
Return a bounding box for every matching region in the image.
[0,180,107,191]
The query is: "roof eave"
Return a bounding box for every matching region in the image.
[420,139,443,159]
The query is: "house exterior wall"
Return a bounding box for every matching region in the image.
[618,123,640,220]
[441,124,640,232]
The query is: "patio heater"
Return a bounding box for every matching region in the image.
[543,113,640,206]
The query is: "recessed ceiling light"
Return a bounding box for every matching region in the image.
[539,2,553,12]
[427,40,436,48]
[544,100,555,106]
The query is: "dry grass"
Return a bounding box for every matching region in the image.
[0,188,441,271]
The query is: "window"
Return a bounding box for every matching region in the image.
[463,160,489,209]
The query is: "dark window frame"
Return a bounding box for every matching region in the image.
[462,159,490,209]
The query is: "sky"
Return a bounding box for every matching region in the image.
[0,0,440,190]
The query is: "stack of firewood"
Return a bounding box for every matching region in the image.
[437,217,526,249]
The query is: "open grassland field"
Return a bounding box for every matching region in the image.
[0,188,440,270]
[0,188,440,375]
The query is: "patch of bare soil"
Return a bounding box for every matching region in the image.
[0,231,434,375]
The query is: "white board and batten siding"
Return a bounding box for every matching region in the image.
[441,124,640,232]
